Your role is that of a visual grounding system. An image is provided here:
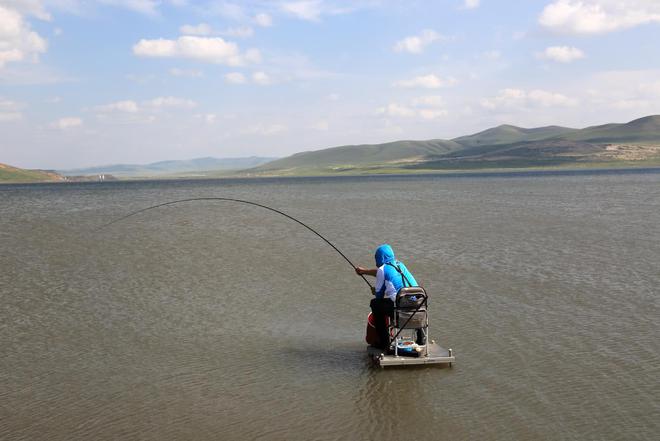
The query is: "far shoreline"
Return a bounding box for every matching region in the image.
[2,164,660,187]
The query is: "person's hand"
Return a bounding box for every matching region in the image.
[355,266,367,275]
[371,287,376,296]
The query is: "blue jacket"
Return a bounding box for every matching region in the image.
[374,244,417,301]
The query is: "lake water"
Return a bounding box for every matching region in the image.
[1,170,659,440]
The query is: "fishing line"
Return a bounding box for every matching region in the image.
[97,197,373,288]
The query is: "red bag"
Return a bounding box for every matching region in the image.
[366,313,378,345]
[365,313,389,345]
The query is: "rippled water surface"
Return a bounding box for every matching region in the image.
[2,170,659,440]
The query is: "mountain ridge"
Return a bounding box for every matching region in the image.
[451,124,578,148]
[247,115,660,175]
[255,139,462,171]
[0,163,64,183]
[60,156,277,177]
[4,116,660,183]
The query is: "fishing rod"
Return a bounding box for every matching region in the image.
[97,197,374,288]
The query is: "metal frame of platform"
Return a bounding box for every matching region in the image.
[367,342,455,367]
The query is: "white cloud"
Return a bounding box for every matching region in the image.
[252,71,271,85]
[394,74,457,89]
[225,72,247,84]
[311,120,329,131]
[539,0,660,34]
[195,113,217,124]
[378,95,448,120]
[99,0,160,16]
[0,98,22,121]
[538,45,584,63]
[0,97,20,108]
[95,100,139,113]
[50,117,82,130]
[261,52,337,82]
[464,0,480,9]
[133,36,258,66]
[2,0,51,20]
[481,88,578,109]
[419,109,448,120]
[0,111,21,121]
[483,50,502,60]
[0,5,48,68]
[145,96,197,109]
[180,23,213,35]
[243,48,262,63]
[528,89,578,107]
[15,0,184,18]
[124,73,157,84]
[222,26,254,38]
[393,29,444,54]
[378,103,416,118]
[225,71,274,86]
[169,67,203,77]
[281,0,324,21]
[180,23,254,38]
[481,88,525,109]
[92,97,195,126]
[132,38,177,56]
[584,69,660,111]
[254,12,272,27]
[280,0,356,21]
[210,2,247,21]
[411,95,444,107]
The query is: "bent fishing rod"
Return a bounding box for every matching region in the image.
[97,197,374,289]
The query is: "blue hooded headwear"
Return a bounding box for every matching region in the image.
[373,244,418,299]
[375,244,396,267]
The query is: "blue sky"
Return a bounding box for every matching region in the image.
[1,0,660,169]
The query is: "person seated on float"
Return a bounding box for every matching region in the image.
[355,244,419,350]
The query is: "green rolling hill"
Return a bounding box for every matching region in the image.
[452,124,578,148]
[0,163,64,183]
[557,115,660,143]
[255,139,462,172]
[248,115,660,175]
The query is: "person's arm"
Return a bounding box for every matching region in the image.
[355,266,377,277]
[373,267,385,298]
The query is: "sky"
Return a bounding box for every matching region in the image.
[1,0,660,169]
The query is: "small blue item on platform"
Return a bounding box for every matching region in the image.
[396,341,421,357]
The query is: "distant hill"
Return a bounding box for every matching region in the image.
[557,115,660,143]
[247,115,660,175]
[0,163,64,183]
[6,116,660,183]
[60,156,277,177]
[254,139,463,172]
[452,124,578,148]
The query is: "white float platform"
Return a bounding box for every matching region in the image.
[367,343,455,367]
